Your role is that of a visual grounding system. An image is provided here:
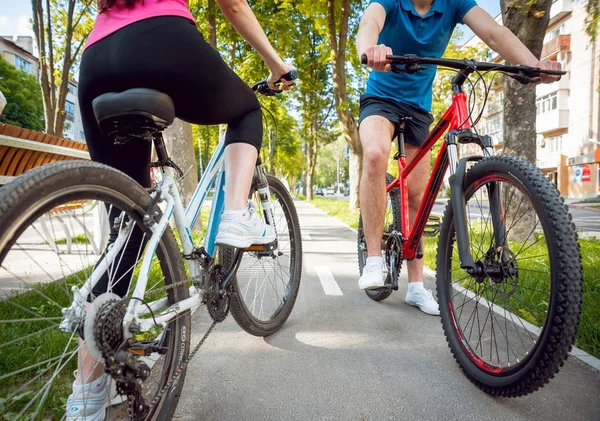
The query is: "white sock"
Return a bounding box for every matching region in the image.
[408,281,424,294]
[223,208,247,217]
[366,256,384,266]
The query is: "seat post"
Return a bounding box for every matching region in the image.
[153,133,170,163]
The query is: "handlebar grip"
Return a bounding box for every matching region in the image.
[539,69,566,76]
[361,54,368,65]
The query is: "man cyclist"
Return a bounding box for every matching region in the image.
[356,0,560,315]
[70,0,295,419]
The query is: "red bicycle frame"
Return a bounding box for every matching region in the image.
[387,91,470,260]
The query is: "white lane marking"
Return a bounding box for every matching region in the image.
[314,265,343,296]
[303,231,312,241]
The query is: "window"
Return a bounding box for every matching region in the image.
[486,91,504,115]
[546,24,565,42]
[14,55,31,73]
[485,114,503,142]
[65,101,75,121]
[547,136,563,154]
[536,92,558,114]
[68,83,77,96]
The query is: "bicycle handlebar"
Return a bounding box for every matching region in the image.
[360,54,565,83]
[252,69,299,96]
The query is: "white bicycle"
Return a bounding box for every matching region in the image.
[0,77,302,420]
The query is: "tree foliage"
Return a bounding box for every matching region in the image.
[0,57,44,131]
[586,0,600,41]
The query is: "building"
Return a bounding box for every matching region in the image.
[0,35,85,143]
[462,0,600,198]
[63,81,85,143]
[0,35,39,79]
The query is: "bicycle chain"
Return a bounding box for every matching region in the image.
[139,273,220,420]
[102,272,221,420]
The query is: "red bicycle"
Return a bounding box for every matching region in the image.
[357,55,583,396]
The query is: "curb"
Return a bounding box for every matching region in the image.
[300,200,600,372]
[568,203,600,212]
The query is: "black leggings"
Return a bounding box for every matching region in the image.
[80,16,262,298]
[79,15,262,188]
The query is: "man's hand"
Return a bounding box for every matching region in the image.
[536,60,562,84]
[361,44,393,72]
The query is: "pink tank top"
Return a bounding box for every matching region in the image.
[86,0,195,49]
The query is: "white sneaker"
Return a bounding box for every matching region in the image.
[405,287,440,316]
[66,372,125,421]
[358,258,386,290]
[215,201,276,248]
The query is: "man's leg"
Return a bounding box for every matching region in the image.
[358,116,394,289]
[404,144,439,315]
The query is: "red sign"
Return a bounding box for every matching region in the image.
[582,164,591,182]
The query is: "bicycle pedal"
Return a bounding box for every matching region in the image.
[423,215,441,237]
[245,240,277,252]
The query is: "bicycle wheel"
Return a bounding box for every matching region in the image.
[0,161,190,420]
[436,155,583,396]
[358,173,401,302]
[224,174,302,336]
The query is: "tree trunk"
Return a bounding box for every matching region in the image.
[31,0,92,137]
[163,119,199,208]
[501,0,552,162]
[501,0,552,241]
[326,0,362,210]
[306,170,313,201]
[348,149,361,209]
[208,0,217,49]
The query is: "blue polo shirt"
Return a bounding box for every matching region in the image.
[365,0,477,112]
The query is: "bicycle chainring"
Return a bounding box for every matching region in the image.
[385,232,403,289]
[206,265,231,323]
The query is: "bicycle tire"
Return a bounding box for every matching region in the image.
[358,173,401,302]
[436,155,583,396]
[0,161,190,420]
[225,174,302,336]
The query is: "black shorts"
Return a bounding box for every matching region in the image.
[358,94,434,147]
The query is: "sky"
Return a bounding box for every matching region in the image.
[0,0,501,49]
[0,0,34,38]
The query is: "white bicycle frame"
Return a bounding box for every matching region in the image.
[61,133,274,334]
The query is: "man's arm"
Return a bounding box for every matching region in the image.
[463,6,560,83]
[356,3,392,71]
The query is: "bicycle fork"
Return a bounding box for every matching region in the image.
[446,132,507,276]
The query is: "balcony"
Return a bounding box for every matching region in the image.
[536,71,570,97]
[537,109,569,133]
[549,0,573,25]
[541,34,570,60]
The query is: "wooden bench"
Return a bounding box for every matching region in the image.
[0,123,90,185]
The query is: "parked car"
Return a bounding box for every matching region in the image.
[315,187,324,196]
[344,186,350,196]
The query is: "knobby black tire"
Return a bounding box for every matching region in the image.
[226,174,302,336]
[0,161,190,421]
[358,173,402,302]
[436,155,583,397]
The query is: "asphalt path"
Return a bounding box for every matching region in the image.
[174,199,600,421]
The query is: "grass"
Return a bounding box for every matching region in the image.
[578,195,600,204]
[54,234,92,245]
[0,205,217,418]
[304,196,600,359]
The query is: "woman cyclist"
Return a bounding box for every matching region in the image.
[70,0,295,419]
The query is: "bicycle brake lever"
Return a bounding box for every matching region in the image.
[510,72,535,85]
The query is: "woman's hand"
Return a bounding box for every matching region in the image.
[267,63,297,91]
